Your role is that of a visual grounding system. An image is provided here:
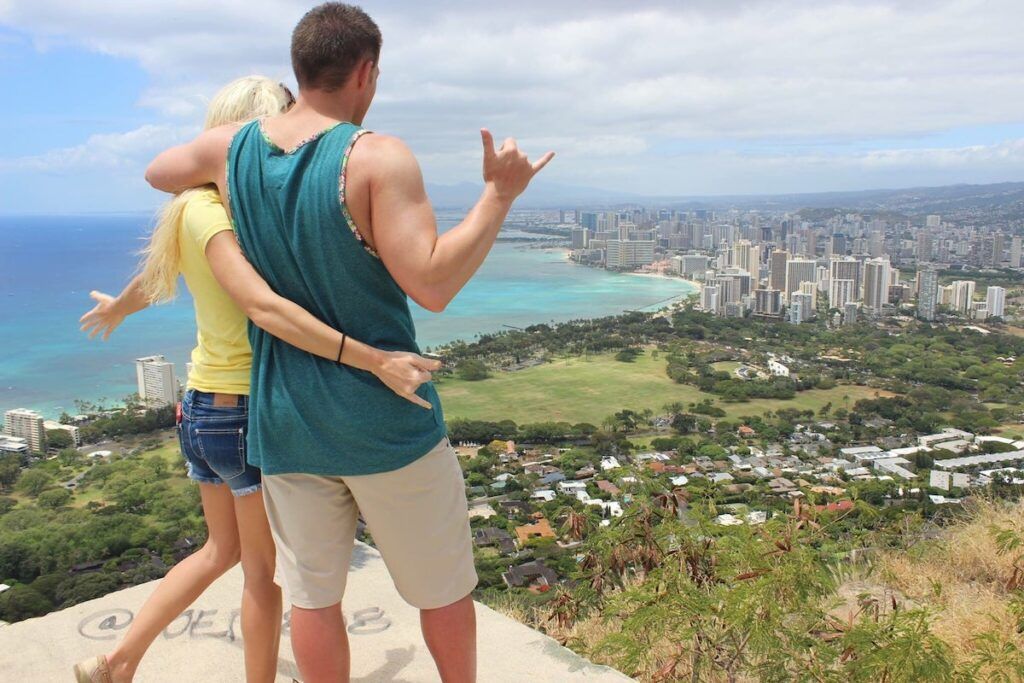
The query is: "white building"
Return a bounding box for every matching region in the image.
[700,285,720,314]
[4,408,45,452]
[986,286,1006,318]
[785,259,817,301]
[600,456,622,472]
[863,258,891,314]
[135,355,179,408]
[0,435,29,454]
[606,239,655,269]
[768,359,790,377]
[43,420,81,447]
[951,280,976,316]
[829,257,863,300]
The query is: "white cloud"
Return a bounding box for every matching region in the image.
[0,124,195,173]
[1,0,1023,199]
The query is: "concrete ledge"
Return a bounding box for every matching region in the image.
[0,542,632,682]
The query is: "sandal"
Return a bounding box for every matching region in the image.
[72,655,112,683]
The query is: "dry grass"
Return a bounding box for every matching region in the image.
[490,500,1024,681]
[876,498,1024,662]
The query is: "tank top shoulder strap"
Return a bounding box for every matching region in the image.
[332,124,378,258]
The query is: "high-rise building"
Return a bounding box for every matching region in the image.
[986,286,1007,318]
[789,293,814,324]
[843,302,860,326]
[829,257,863,299]
[868,232,885,258]
[701,285,720,314]
[679,254,711,276]
[992,234,1006,266]
[769,250,789,293]
[951,280,977,316]
[862,258,891,314]
[135,355,178,408]
[829,278,855,310]
[606,239,655,269]
[754,288,783,317]
[571,228,589,250]
[731,239,758,278]
[4,408,45,453]
[926,215,941,228]
[785,259,817,301]
[917,231,934,263]
[1011,236,1023,269]
[815,265,829,292]
[830,233,848,257]
[596,212,619,233]
[917,269,939,321]
[579,212,598,231]
[799,280,818,309]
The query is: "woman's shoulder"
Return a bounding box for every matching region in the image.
[181,187,226,220]
[180,188,230,241]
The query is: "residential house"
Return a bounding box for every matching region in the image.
[502,560,559,590]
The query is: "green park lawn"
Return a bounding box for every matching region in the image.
[436,352,888,425]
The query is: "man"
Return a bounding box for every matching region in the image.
[145,3,553,682]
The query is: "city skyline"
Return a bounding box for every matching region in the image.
[1,0,1023,212]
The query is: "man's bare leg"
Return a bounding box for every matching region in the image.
[290,603,350,683]
[421,594,476,683]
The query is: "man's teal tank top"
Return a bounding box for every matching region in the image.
[227,119,446,476]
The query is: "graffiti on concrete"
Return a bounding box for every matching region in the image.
[77,606,391,641]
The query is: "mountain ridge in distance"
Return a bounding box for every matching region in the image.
[427,180,1024,215]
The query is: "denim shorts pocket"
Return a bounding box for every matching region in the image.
[194,426,247,480]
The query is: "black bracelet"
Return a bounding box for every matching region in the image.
[336,333,347,365]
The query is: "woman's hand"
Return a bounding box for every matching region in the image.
[80,290,128,341]
[372,352,443,409]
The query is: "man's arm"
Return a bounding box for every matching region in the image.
[145,125,236,195]
[366,129,553,312]
[204,231,440,408]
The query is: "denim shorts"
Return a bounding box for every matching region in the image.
[178,389,261,496]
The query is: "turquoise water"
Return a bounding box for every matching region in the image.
[0,213,696,419]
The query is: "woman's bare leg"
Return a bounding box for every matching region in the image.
[234,489,283,683]
[104,483,240,682]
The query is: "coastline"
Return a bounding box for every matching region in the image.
[6,238,700,420]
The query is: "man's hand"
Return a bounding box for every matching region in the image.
[80,291,127,341]
[480,129,555,203]
[372,352,443,409]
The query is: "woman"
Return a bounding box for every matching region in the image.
[74,76,439,683]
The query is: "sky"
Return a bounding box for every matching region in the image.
[1,0,1023,213]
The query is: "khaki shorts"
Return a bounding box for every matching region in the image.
[262,437,477,610]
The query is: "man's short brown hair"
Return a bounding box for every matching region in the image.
[291,3,381,92]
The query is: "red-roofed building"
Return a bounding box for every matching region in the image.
[815,500,854,513]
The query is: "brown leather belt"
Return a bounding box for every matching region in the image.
[212,392,243,407]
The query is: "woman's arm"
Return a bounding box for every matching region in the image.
[79,276,151,340]
[204,231,440,409]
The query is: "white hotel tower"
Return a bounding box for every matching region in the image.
[135,355,179,408]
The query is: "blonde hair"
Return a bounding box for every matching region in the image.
[138,76,293,303]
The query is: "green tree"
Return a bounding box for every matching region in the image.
[44,429,74,450]
[37,488,72,509]
[0,455,20,492]
[16,470,54,498]
[0,584,53,622]
[456,359,491,381]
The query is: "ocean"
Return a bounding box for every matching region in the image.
[0,212,697,419]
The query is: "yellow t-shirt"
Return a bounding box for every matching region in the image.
[178,189,251,394]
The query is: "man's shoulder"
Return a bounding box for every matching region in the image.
[349,132,419,176]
